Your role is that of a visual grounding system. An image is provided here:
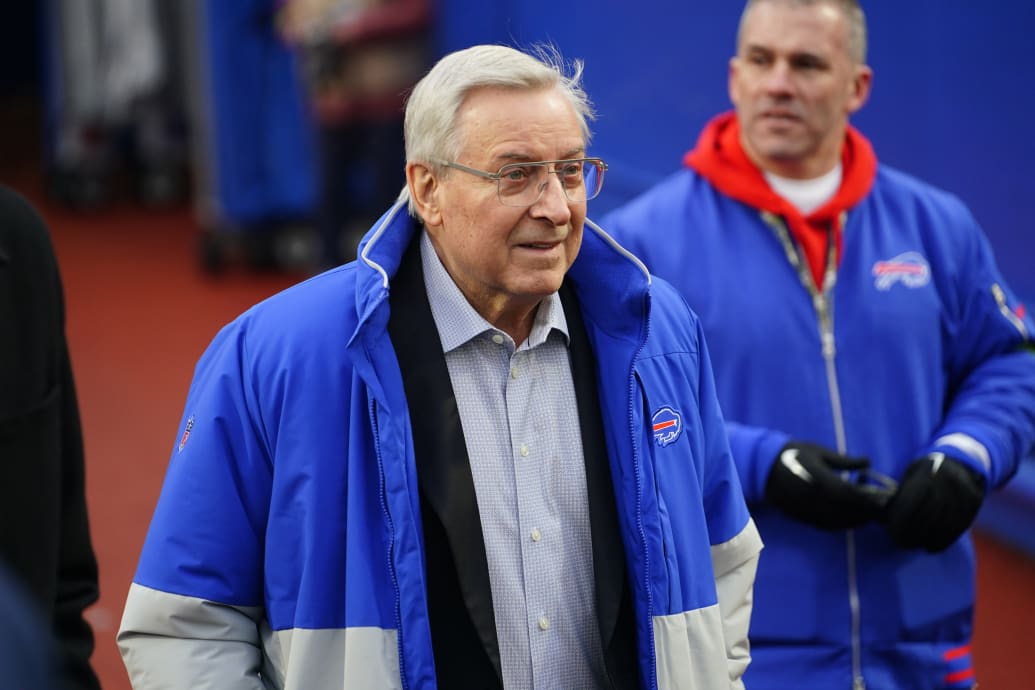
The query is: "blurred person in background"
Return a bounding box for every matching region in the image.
[0,185,101,689]
[46,0,188,208]
[118,43,761,689]
[277,0,433,269]
[603,0,1035,688]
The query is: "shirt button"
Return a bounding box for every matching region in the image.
[492,333,504,345]
[538,616,550,631]
[531,528,541,542]
[519,444,529,457]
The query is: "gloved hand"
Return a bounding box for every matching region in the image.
[884,452,987,553]
[765,442,891,530]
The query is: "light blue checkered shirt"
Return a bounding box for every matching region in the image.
[420,232,607,689]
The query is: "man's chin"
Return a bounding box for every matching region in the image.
[752,137,808,165]
[511,273,566,301]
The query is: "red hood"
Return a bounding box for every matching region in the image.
[684,111,877,288]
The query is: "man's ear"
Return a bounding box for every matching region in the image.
[847,64,873,114]
[727,55,740,106]
[407,162,443,227]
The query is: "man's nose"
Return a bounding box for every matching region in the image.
[763,61,794,94]
[529,172,573,224]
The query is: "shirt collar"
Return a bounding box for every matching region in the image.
[420,230,569,353]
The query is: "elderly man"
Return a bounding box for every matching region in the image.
[118,44,762,689]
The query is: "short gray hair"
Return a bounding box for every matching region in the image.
[404,44,596,169]
[737,0,867,63]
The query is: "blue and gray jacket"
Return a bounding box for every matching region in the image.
[118,197,762,690]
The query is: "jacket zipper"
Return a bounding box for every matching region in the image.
[762,212,865,690]
[371,397,410,690]
[626,294,655,689]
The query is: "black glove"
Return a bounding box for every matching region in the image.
[884,452,987,553]
[765,442,891,530]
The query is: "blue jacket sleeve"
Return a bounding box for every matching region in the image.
[134,316,273,606]
[692,319,758,543]
[923,209,1035,488]
[725,422,791,506]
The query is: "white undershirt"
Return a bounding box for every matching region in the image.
[764,162,843,215]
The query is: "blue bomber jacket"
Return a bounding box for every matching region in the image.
[117,198,762,690]
[603,129,1035,689]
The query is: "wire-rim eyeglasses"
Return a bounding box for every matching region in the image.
[437,158,607,207]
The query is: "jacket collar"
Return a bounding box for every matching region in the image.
[355,191,653,347]
[683,111,877,288]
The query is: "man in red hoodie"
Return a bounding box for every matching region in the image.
[603,1,1035,688]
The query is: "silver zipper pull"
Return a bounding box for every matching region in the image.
[822,331,836,358]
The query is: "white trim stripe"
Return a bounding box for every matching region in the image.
[933,433,991,472]
[119,584,404,689]
[585,217,652,284]
[710,519,763,578]
[360,188,411,289]
[654,604,738,690]
[270,627,402,689]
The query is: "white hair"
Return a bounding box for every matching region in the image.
[403,44,595,214]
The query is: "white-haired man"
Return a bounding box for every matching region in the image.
[118,44,762,689]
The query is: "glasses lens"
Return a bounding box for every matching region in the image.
[496,160,605,207]
[581,160,604,202]
[497,164,542,206]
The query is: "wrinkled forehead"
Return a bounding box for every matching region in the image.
[454,86,586,161]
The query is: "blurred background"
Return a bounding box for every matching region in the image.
[1,1,1032,688]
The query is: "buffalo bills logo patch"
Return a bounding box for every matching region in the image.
[652,406,683,447]
[872,251,931,291]
[177,416,195,452]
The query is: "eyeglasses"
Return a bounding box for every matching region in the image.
[438,158,607,207]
